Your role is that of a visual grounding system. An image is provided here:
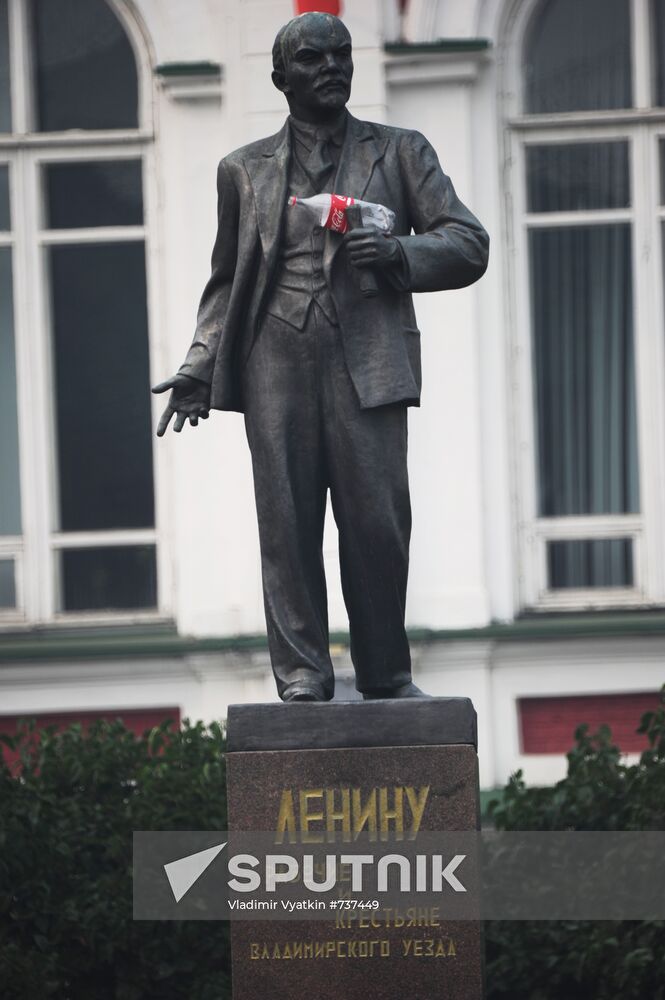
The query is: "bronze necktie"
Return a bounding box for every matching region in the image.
[306,131,334,190]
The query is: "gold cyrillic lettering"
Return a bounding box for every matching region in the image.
[404,786,429,837]
[352,788,378,839]
[276,790,297,844]
[299,789,325,843]
[325,788,351,841]
[379,786,404,840]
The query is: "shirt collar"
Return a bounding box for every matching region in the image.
[288,111,348,152]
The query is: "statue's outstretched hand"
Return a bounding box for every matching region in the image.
[152,374,211,436]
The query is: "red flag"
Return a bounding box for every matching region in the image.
[294,0,341,14]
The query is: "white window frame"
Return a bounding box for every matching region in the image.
[0,152,23,621]
[0,0,172,627]
[500,0,665,612]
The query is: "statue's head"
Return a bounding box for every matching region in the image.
[272,12,353,122]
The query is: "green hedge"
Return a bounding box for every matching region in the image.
[1,691,663,998]
[485,687,665,999]
[0,718,230,1000]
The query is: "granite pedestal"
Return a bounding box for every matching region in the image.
[226,698,483,1000]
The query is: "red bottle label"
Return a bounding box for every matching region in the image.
[325,194,354,233]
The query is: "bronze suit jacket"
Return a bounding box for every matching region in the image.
[179,113,489,412]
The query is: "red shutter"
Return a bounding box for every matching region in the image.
[519,692,659,754]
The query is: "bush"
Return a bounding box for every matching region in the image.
[485,686,665,1000]
[0,718,230,1000]
[2,691,664,998]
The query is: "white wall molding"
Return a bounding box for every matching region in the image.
[385,48,491,88]
[156,64,223,104]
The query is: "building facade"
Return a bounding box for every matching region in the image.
[1,0,664,790]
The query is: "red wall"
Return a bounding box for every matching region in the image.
[0,707,181,768]
[519,692,660,754]
[294,1,341,13]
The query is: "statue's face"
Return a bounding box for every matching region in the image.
[280,15,353,119]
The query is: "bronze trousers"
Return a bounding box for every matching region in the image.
[243,303,412,698]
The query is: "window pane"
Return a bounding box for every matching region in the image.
[547,538,633,589]
[0,163,9,230]
[653,0,665,107]
[0,248,21,535]
[48,242,154,531]
[0,558,16,607]
[524,0,632,113]
[0,0,10,133]
[659,140,665,204]
[530,225,639,516]
[60,545,156,611]
[526,143,629,213]
[32,0,138,131]
[44,160,143,229]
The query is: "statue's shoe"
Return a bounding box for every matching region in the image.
[362,682,431,700]
[282,683,327,702]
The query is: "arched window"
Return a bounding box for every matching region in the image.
[0,0,157,621]
[32,0,139,131]
[524,0,632,113]
[507,0,665,609]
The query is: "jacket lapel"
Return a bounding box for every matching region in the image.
[243,122,291,265]
[325,115,390,271]
[334,114,388,202]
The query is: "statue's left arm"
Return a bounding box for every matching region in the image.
[392,130,489,293]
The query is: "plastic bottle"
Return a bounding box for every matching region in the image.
[287,193,395,234]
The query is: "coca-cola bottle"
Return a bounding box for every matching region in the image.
[287,193,395,234]
[288,194,395,298]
